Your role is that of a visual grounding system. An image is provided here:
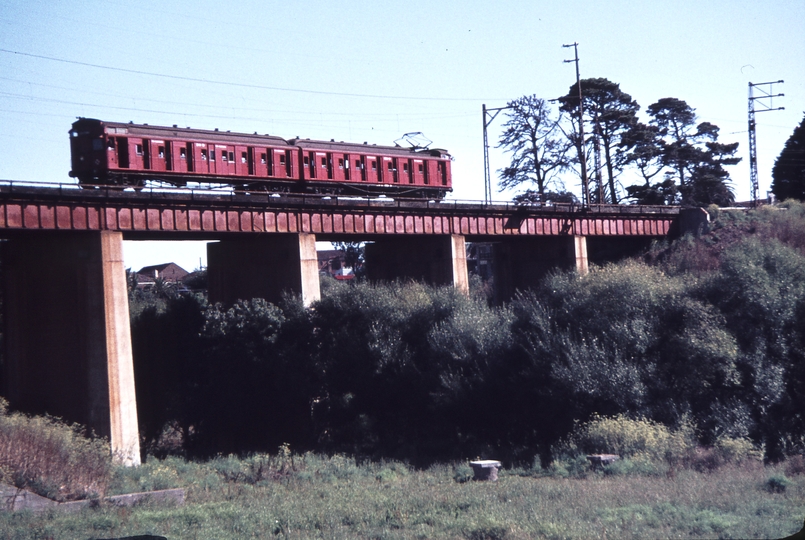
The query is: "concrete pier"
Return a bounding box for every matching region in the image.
[364,234,469,293]
[493,235,588,302]
[2,231,140,465]
[207,233,321,307]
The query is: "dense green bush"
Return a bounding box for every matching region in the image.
[127,203,805,465]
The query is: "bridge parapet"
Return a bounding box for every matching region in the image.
[0,184,679,239]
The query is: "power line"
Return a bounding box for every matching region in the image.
[0,78,477,121]
[0,48,503,103]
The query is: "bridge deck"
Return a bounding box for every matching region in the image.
[0,184,679,239]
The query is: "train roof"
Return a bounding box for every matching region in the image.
[72,118,290,147]
[71,118,450,157]
[290,137,450,158]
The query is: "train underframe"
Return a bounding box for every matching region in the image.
[75,172,448,199]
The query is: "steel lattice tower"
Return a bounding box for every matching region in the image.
[748,80,784,206]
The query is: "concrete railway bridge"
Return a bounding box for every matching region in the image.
[0,183,702,465]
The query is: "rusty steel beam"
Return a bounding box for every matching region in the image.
[0,185,677,238]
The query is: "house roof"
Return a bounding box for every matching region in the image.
[137,262,188,275]
[136,262,189,283]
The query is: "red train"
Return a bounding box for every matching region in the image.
[69,118,452,198]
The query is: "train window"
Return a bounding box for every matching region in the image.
[403,163,409,172]
[180,148,187,159]
[201,149,208,160]
[229,151,235,162]
[279,154,286,165]
[135,144,143,155]
[241,152,248,164]
[92,139,103,151]
[211,150,216,160]
[158,146,165,159]
[321,157,327,168]
[418,164,424,173]
[261,153,267,164]
[387,162,394,171]
[221,152,227,162]
[371,160,377,171]
[107,138,116,151]
[303,156,310,166]
[338,158,344,169]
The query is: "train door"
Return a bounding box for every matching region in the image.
[401,159,413,184]
[426,160,439,187]
[332,153,346,181]
[255,148,269,177]
[355,156,365,182]
[315,152,329,180]
[181,143,193,173]
[142,139,152,169]
[303,151,316,179]
[168,141,186,173]
[438,161,447,185]
[149,140,167,172]
[413,159,425,185]
[193,142,209,175]
[117,138,130,169]
[215,145,235,176]
[383,157,397,184]
[365,156,378,183]
[106,137,122,169]
[272,149,286,177]
[250,148,257,175]
[170,141,186,173]
[285,149,295,178]
[234,145,250,176]
[343,154,351,181]
[128,139,145,170]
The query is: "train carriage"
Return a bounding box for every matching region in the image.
[69,118,452,198]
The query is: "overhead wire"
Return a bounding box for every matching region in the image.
[0,48,503,103]
[0,76,476,121]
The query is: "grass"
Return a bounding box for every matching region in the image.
[0,452,803,539]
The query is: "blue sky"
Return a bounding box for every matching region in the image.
[2,0,803,271]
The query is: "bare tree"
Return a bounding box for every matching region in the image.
[497,95,572,202]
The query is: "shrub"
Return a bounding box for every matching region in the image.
[784,455,805,476]
[715,436,763,464]
[452,463,474,483]
[603,454,668,477]
[559,414,694,463]
[0,399,112,501]
[764,474,791,493]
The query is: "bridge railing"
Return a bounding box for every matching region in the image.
[0,179,680,215]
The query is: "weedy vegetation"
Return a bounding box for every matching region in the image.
[0,435,803,539]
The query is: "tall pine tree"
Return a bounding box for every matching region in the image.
[771,114,805,201]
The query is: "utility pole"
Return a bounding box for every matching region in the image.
[482,104,511,204]
[748,80,784,206]
[563,42,589,206]
[593,109,604,203]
